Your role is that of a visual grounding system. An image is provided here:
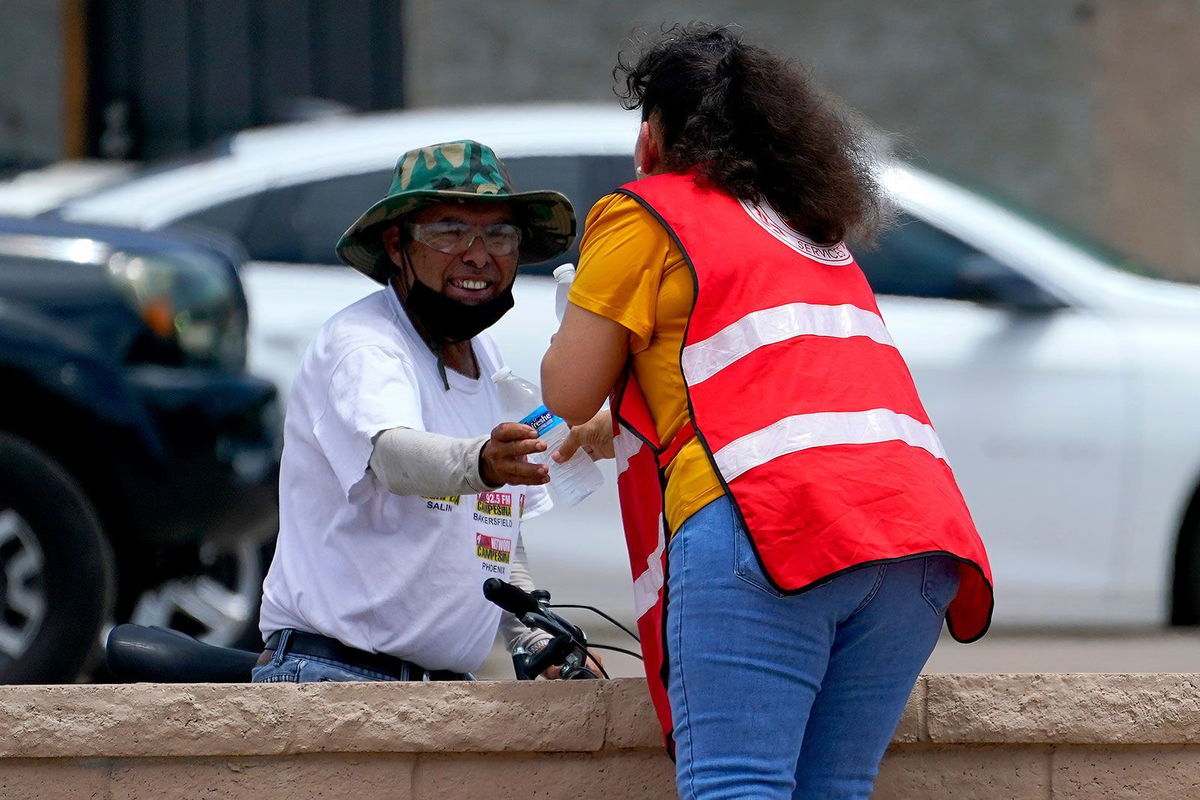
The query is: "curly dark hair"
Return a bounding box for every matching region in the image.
[615,23,886,245]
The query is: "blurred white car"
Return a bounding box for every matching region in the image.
[50,103,1200,631]
[0,161,133,216]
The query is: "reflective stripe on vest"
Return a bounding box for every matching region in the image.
[681,301,895,384]
[714,408,948,482]
[614,426,667,618]
[611,382,675,753]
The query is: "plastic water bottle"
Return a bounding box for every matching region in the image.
[492,367,603,506]
[553,263,576,322]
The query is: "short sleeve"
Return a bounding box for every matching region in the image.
[313,345,424,499]
[569,193,674,354]
[522,483,553,521]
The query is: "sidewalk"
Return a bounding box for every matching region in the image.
[925,628,1200,673]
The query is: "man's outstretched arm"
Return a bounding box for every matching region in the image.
[369,423,549,495]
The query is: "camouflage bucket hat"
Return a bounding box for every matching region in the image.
[336,140,576,284]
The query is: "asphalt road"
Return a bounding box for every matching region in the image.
[478,628,1200,680]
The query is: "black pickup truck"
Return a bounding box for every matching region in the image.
[0,215,279,682]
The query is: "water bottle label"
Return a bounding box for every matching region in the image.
[519,404,564,437]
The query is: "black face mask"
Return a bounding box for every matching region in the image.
[403,272,515,345]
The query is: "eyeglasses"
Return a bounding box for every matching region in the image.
[408,221,523,257]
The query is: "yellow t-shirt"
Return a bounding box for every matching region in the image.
[569,193,724,532]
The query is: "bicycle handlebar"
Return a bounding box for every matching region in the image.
[482,578,600,680]
[482,577,541,617]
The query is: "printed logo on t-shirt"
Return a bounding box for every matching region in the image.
[476,491,512,517]
[519,493,526,519]
[474,491,514,528]
[477,533,512,574]
[738,198,854,266]
[423,495,460,511]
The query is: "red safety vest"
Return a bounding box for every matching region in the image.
[610,172,994,751]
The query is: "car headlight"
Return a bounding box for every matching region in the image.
[106,248,246,370]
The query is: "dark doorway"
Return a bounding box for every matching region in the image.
[86,0,405,161]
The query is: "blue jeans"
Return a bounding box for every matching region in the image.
[251,630,401,683]
[666,496,959,799]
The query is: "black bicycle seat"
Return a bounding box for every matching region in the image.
[105,623,259,683]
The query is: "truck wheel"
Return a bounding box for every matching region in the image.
[1172,491,1200,625]
[130,535,273,652]
[0,433,115,683]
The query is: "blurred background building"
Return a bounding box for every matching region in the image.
[1,0,1197,281]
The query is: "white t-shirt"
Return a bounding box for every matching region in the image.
[258,287,551,673]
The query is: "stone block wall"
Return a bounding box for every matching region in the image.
[3,675,1200,798]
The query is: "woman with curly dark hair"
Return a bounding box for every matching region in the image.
[541,23,992,799]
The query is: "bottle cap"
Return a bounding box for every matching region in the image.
[490,367,512,384]
[552,263,577,283]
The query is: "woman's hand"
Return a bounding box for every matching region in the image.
[552,410,615,463]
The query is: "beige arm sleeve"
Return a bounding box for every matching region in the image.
[368,427,494,496]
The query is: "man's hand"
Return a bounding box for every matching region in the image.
[552,409,615,463]
[539,646,605,680]
[480,423,549,486]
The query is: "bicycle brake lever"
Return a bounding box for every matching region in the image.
[512,634,574,679]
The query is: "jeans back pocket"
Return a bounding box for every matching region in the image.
[733,523,788,599]
[251,659,302,683]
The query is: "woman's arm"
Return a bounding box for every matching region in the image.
[541,302,630,425]
[543,192,660,425]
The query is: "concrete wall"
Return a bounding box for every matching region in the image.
[405,1,1200,282]
[1090,3,1200,283]
[4,675,1200,798]
[0,0,66,169]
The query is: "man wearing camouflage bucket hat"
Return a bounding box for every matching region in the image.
[254,141,579,683]
[337,139,575,285]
